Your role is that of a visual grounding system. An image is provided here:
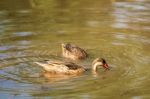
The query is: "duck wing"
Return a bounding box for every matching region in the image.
[35,60,69,73]
[35,60,82,73]
[64,62,83,70]
[69,46,88,57]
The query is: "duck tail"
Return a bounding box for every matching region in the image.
[34,62,47,68]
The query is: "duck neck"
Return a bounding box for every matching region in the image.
[92,62,102,72]
[92,63,98,72]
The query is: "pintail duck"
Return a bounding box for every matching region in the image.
[61,43,88,60]
[35,58,109,75]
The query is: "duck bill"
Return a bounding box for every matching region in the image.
[102,63,109,70]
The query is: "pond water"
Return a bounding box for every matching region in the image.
[0,0,150,99]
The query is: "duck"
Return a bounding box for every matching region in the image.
[61,43,88,60]
[34,58,109,75]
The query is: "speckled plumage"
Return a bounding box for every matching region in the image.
[62,43,88,60]
[35,60,85,75]
[35,58,109,75]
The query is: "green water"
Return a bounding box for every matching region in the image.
[0,0,150,99]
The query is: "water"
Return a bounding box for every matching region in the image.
[0,0,150,99]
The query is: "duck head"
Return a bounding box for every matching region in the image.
[61,43,72,50]
[92,58,109,72]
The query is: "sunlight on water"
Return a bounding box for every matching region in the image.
[0,0,150,99]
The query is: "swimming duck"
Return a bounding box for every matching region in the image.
[34,58,109,75]
[61,43,88,60]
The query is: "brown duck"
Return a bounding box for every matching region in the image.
[61,43,88,60]
[35,58,109,75]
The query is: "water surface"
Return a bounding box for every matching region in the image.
[0,0,150,99]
